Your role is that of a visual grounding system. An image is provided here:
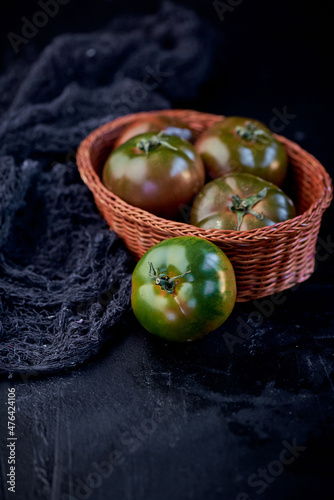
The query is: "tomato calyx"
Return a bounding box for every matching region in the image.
[148,261,191,294]
[235,122,271,145]
[230,188,267,230]
[136,133,178,157]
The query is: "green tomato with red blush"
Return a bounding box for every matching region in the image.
[113,115,195,148]
[190,173,296,231]
[102,133,205,219]
[195,116,288,187]
[131,236,237,342]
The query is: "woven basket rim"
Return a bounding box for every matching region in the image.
[77,109,333,243]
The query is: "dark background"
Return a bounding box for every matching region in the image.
[0,1,333,500]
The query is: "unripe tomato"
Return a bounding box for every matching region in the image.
[114,115,194,148]
[102,133,205,219]
[190,173,296,231]
[195,117,288,186]
[131,236,237,342]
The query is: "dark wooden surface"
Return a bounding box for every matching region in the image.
[1,283,334,500]
[1,1,333,499]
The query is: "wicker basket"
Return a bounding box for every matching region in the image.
[76,109,332,302]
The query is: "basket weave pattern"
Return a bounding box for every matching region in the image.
[77,110,332,301]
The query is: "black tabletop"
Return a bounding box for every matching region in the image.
[1,1,333,500]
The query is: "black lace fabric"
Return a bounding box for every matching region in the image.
[0,2,219,374]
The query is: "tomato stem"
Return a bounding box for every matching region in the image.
[148,261,191,294]
[230,188,267,230]
[136,133,178,157]
[235,122,271,144]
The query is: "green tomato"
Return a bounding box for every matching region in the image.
[195,116,288,186]
[113,115,195,148]
[131,236,237,342]
[190,173,296,231]
[102,133,205,219]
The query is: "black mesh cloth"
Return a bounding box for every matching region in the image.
[0,1,220,374]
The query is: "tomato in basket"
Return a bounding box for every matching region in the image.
[195,116,288,187]
[190,173,296,231]
[102,133,205,219]
[114,115,195,148]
